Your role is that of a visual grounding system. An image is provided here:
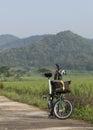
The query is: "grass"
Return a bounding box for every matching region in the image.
[0,72,93,123]
[1,79,49,110]
[69,76,93,123]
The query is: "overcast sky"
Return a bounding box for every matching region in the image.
[0,0,93,38]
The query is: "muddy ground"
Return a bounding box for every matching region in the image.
[0,96,93,130]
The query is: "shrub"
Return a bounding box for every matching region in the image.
[0,82,4,89]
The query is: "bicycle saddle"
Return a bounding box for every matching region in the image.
[44,73,52,78]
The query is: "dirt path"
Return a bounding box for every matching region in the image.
[0,96,93,130]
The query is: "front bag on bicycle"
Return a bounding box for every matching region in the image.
[51,80,71,94]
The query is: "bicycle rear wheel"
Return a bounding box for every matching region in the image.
[54,99,73,119]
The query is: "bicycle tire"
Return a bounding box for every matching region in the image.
[54,99,73,119]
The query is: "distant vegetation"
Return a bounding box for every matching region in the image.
[0,31,93,70]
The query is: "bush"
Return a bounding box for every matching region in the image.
[0,82,4,89]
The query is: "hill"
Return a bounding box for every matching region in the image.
[0,31,93,70]
[0,34,19,51]
[0,34,46,51]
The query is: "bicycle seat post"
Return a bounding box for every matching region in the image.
[48,78,52,96]
[44,72,52,96]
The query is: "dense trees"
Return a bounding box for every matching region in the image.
[0,66,10,77]
[0,31,93,70]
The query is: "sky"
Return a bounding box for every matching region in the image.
[0,0,93,38]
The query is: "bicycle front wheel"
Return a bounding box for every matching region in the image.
[54,99,73,119]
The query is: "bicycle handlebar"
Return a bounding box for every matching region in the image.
[56,64,60,70]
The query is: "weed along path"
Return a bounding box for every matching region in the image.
[0,96,93,130]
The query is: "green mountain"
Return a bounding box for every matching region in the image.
[0,34,19,50]
[0,34,46,51]
[0,31,93,70]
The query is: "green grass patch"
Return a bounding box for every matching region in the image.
[2,80,48,110]
[72,105,93,123]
